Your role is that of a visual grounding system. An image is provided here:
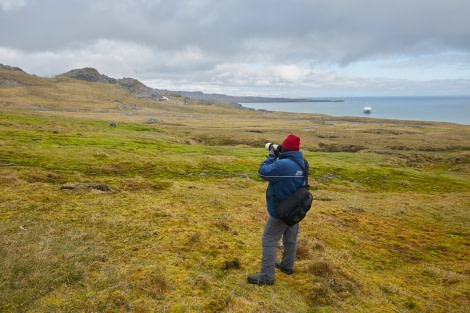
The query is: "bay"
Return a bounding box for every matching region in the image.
[241,96,470,125]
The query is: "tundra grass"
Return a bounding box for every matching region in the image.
[1,105,470,312]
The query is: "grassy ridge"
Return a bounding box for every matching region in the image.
[1,74,470,312]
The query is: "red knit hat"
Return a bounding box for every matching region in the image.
[282,134,300,151]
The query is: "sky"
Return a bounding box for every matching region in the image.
[1,0,470,97]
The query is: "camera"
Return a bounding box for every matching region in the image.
[265,143,283,152]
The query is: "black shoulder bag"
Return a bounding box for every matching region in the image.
[274,158,313,226]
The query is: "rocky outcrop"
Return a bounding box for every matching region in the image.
[0,64,52,87]
[118,77,163,100]
[0,64,25,73]
[59,67,113,83]
[59,68,165,101]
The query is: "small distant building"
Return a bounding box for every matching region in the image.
[363,106,371,114]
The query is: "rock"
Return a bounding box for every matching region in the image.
[146,118,163,124]
[0,64,25,72]
[60,67,104,82]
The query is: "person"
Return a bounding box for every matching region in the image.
[248,134,306,285]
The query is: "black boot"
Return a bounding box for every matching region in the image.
[247,274,274,285]
[275,261,293,275]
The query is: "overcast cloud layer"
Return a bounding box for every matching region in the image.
[1,0,470,97]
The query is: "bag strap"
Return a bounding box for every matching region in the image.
[286,157,309,188]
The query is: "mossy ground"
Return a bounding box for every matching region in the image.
[1,74,470,312]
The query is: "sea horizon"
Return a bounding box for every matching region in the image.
[241,95,470,125]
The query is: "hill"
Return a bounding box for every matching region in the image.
[1,64,469,312]
[57,67,167,102]
[2,64,340,107]
[57,66,322,107]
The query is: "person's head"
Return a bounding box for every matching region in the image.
[281,134,300,151]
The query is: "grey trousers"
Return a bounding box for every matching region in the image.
[259,215,299,281]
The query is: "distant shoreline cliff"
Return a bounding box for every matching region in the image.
[155,89,344,104]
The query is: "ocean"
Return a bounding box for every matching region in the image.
[241,96,470,125]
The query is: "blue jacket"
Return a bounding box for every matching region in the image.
[258,150,306,218]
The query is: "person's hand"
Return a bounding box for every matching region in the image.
[269,145,278,158]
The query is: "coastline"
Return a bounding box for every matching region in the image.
[240,96,470,125]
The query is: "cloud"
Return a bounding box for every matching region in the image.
[0,0,25,11]
[1,0,469,96]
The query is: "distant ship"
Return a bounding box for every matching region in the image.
[363,106,372,114]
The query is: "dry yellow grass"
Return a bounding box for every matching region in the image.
[1,67,469,312]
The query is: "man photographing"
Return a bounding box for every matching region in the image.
[248,134,306,285]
